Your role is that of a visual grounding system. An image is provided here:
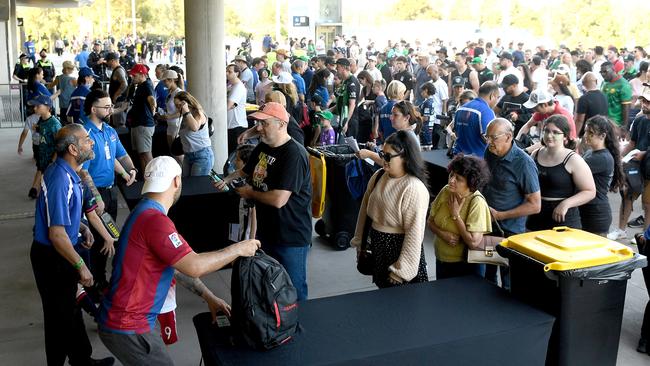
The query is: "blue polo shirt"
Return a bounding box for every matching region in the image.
[453,97,495,156]
[154,81,168,112]
[34,158,83,246]
[292,72,306,96]
[483,143,540,234]
[81,116,128,188]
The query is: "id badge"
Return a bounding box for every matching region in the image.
[104,142,111,160]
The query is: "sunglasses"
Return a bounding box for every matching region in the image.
[379,150,402,162]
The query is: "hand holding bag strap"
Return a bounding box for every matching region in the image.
[466,195,505,250]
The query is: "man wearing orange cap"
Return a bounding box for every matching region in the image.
[127,64,156,172]
[220,102,312,301]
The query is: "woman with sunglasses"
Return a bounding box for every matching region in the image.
[357,100,422,165]
[526,115,595,231]
[351,130,430,288]
[580,116,625,236]
[427,155,492,279]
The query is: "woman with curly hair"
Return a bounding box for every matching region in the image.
[427,154,493,279]
[527,115,596,231]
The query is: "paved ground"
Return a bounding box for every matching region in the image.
[1,63,649,363]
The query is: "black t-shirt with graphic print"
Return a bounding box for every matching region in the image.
[243,138,312,247]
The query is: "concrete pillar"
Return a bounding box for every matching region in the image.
[0,0,17,84]
[184,0,227,173]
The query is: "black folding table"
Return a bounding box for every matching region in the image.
[193,276,554,366]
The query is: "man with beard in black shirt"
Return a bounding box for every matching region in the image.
[494,75,532,136]
[222,102,312,301]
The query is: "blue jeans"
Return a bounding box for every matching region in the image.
[182,146,214,177]
[262,244,309,301]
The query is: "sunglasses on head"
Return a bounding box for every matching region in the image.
[378,150,402,162]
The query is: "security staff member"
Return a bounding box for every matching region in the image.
[81,89,137,291]
[36,49,56,84]
[30,123,114,366]
[12,53,31,83]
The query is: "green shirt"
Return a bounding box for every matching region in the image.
[601,77,632,125]
[429,185,492,263]
[37,115,62,171]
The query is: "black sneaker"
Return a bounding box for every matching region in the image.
[89,357,115,366]
[28,188,37,199]
[628,215,645,228]
[637,337,648,353]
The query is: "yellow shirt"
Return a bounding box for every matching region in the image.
[429,185,492,263]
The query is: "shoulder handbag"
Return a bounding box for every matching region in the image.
[357,169,385,275]
[465,195,509,267]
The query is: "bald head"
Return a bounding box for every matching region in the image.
[486,118,514,157]
[581,71,598,90]
[426,64,439,80]
[487,118,514,134]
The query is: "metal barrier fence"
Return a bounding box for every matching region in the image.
[0,83,25,128]
[0,81,111,129]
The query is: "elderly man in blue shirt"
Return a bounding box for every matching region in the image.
[31,123,115,366]
[482,117,541,288]
[80,89,137,292]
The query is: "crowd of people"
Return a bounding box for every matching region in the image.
[17,31,650,364]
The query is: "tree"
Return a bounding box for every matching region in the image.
[387,0,442,21]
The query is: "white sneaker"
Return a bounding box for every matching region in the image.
[607,229,628,241]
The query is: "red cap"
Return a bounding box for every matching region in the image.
[129,64,149,76]
[250,102,289,123]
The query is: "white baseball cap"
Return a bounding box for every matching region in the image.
[141,156,182,194]
[523,89,554,109]
[271,71,293,84]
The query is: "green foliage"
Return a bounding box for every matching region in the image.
[386,0,442,21]
[15,0,650,49]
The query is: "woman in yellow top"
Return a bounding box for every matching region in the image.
[351,130,430,288]
[428,155,492,280]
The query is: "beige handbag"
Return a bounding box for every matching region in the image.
[465,197,509,266]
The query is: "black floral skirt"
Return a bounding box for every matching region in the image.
[368,227,428,288]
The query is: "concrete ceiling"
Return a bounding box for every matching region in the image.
[16,0,92,8]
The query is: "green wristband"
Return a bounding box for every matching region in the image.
[73,258,84,270]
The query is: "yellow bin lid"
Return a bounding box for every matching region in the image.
[500,227,634,271]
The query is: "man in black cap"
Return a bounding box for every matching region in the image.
[333,58,360,139]
[496,52,523,94]
[88,42,107,83]
[495,74,532,136]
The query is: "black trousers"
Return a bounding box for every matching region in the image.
[228,127,247,155]
[89,186,118,285]
[639,238,650,339]
[31,242,92,366]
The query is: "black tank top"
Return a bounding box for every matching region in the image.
[534,150,576,198]
[452,67,472,90]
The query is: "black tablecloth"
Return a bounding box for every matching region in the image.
[422,149,450,196]
[193,276,554,366]
[117,176,239,252]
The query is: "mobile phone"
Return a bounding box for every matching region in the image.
[209,169,229,192]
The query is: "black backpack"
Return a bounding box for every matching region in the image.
[231,250,299,350]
